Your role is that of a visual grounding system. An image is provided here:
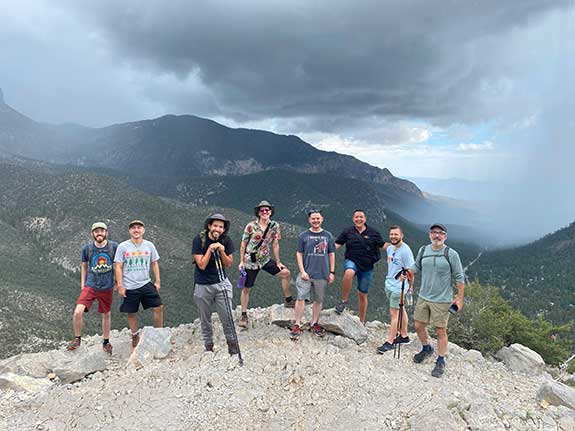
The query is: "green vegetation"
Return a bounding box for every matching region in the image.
[448,281,573,365]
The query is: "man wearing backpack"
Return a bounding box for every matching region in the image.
[237,200,293,329]
[67,222,118,354]
[408,223,465,378]
[334,209,385,324]
[192,213,239,355]
[114,220,163,351]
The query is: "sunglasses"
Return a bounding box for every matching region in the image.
[259,208,271,213]
[430,230,446,235]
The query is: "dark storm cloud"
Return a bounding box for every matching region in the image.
[62,0,571,127]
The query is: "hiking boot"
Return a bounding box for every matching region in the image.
[284,298,296,308]
[238,315,249,328]
[205,343,214,352]
[431,360,445,378]
[227,340,240,355]
[393,335,411,345]
[311,323,325,337]
[376,342,394,354]
[131,333,140,349]
[335,301,348,314]
[413,346,434,363]
[290,324,301,340]
[66,337,81,351]
[102,342,113,355]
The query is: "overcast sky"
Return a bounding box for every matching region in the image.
[1,1,574,235]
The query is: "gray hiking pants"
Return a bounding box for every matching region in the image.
[193,279,235,346]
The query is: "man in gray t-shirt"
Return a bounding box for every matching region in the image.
[114,219,163,350]
[290,210,335,340]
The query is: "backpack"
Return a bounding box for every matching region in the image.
[416,245,453,274]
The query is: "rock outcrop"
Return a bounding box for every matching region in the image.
[495,343,546,374]
[1,305,574,431]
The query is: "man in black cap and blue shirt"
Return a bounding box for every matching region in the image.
[407,223,465,378]
[237,200,293,328]
[114,220,163,350]
[67,222,118,354]
[192,213,239,355]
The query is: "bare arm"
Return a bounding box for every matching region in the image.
[272,239,284,269]
[114,262,126,297]
[296,251,307,280]
[238,240,247,270]
[454,282,465,311]
[80,262,87,289]
[328,252,335,284]
[151,260,161,290]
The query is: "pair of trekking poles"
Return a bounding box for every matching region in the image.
[213,249,244,366]
[393,267,410,360]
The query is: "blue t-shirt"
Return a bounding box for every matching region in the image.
[385,242,414,293]
[297,229,335,280]
[81,241,118,291]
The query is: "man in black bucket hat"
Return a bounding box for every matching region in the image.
[192,213,239,354]
[237,200,293,328]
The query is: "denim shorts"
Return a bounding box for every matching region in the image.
[343,259,373,294]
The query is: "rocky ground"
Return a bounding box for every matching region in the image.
[1,305,574,431]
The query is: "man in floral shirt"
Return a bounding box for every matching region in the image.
[237,200,293,328]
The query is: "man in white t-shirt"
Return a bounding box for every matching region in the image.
[114,220,163,350]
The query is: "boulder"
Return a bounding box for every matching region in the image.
[537,381,575,410]
[128,327,172,368]
[463,349,484,363]
[495,343,545,374]
[0,372,53,392]
[270,304,312,328]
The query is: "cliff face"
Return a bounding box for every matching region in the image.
[1,305,573,430]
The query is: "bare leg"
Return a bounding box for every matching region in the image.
[101,311,111,339]
[312,301,322,324]
[414,320,429,345]
[358,292,368,324]
[240,287,250,313]
[341,269,355,302]
[127,313,139,334]
[72,304,86,337]
[294,299,305,325]
[152,305,164,328]
[277,268,291,297]
[435,327,448,356]
[386,307,399,343]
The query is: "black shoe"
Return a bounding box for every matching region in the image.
[205,343,214,352]
[413,347,434,363]
[335,301,347,314]
[393,335,411,345]
[431,360,445,378]
[284,298,296,308]
[376,342,394,354]
[227,341,239,355]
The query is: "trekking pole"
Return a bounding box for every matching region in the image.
[394,268,407,360]
[214,249,244,366]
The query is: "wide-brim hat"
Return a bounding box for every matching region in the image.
[254,200,275,217]
[205,213,230,232]
[91,222,107,231]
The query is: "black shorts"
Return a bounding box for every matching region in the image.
[244,259,282,288]
[120,282,163,313]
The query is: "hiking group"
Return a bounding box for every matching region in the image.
[68,200,464,378]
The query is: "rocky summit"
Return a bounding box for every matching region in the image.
[1,306,574,431]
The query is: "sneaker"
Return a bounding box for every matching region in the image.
[335,301,348,314]
[102,342,113,355]
[131,332,140,349]
[66,337,81,351]
[393,335,411,345]
[290,324,301,340]
[311,323,325,337]
[238,315,249,328]
[413,346,434,363]
[284,298,296,308]
[377,342,394,354]
[431,360,445,378]
[227,341,240,355]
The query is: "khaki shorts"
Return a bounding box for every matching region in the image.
[414,298,450,328]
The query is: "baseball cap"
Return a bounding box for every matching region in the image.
[91,222,107,231]
[128,220,145,228]
[429,223,447,233]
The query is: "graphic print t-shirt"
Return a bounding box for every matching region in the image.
[114,240,160,290]
[297,229,335,280]
[81,241,118,290]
